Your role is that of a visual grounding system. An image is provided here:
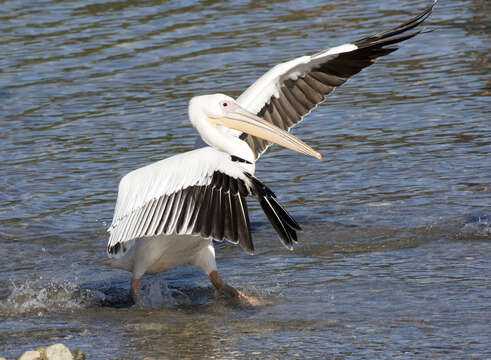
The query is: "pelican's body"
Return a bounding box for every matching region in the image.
[105,3,436,303]
[107,147,255,284]
[110,234,211,275]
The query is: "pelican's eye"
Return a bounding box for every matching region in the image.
[219,100,235,112]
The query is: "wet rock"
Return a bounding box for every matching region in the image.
[18,350,41,360]
[16,343,83,360]
[44,344,73,360]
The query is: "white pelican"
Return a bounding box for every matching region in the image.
[106,2,436,304]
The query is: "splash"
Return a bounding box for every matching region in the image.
[136,279,191,308]
[460,214,490,238]
[0,277,203,316]
[0,280,85,317]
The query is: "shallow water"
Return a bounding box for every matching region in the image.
[1,0,490,358]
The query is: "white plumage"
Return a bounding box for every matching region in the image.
[105,2,436,304]
[237,43,358,114]
[108,147,253,250]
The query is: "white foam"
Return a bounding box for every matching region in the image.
[0,280,84,317]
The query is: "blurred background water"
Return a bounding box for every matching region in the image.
[1,0,490,358]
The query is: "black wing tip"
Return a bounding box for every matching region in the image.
[353,1,436,49]
[248,174,301,250]
[238,220,255,254]
[241,242,255,255]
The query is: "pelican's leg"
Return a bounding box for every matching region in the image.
[208,270,262,306]
[129,235,165,305]
[209,270,238,297]
[192,242,262,305]
[130,277,141,303]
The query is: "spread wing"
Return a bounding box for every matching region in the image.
[237,1,436,160]
[107,147,300,257]
[107,147,253,256]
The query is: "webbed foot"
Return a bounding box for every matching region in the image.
[210,270,264,306]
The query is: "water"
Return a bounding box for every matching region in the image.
[1,0,490,358]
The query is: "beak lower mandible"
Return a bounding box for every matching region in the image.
[212,106,322,160]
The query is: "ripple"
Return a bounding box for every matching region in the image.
[1,0,490,358]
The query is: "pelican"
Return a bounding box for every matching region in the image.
[106,2,436,304]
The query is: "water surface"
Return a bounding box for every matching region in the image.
[1,0,490,358]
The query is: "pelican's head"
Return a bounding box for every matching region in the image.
[189,94,321,160]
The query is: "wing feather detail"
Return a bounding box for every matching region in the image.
[237,2,436,159]
[107,147,252,256]
[108,170,253,256]
[107,147,304,257]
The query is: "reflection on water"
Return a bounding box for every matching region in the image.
[1,0,490,358]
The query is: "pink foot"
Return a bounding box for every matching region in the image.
[234,290,264,307]
[209,270,265,306]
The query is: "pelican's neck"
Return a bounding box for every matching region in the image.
[193,115,255,164]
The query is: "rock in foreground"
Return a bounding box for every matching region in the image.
[16,343,85,360]
[18,351,41,360]
[45,344,73,360]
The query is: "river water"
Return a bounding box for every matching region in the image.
[1,0,490,358]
